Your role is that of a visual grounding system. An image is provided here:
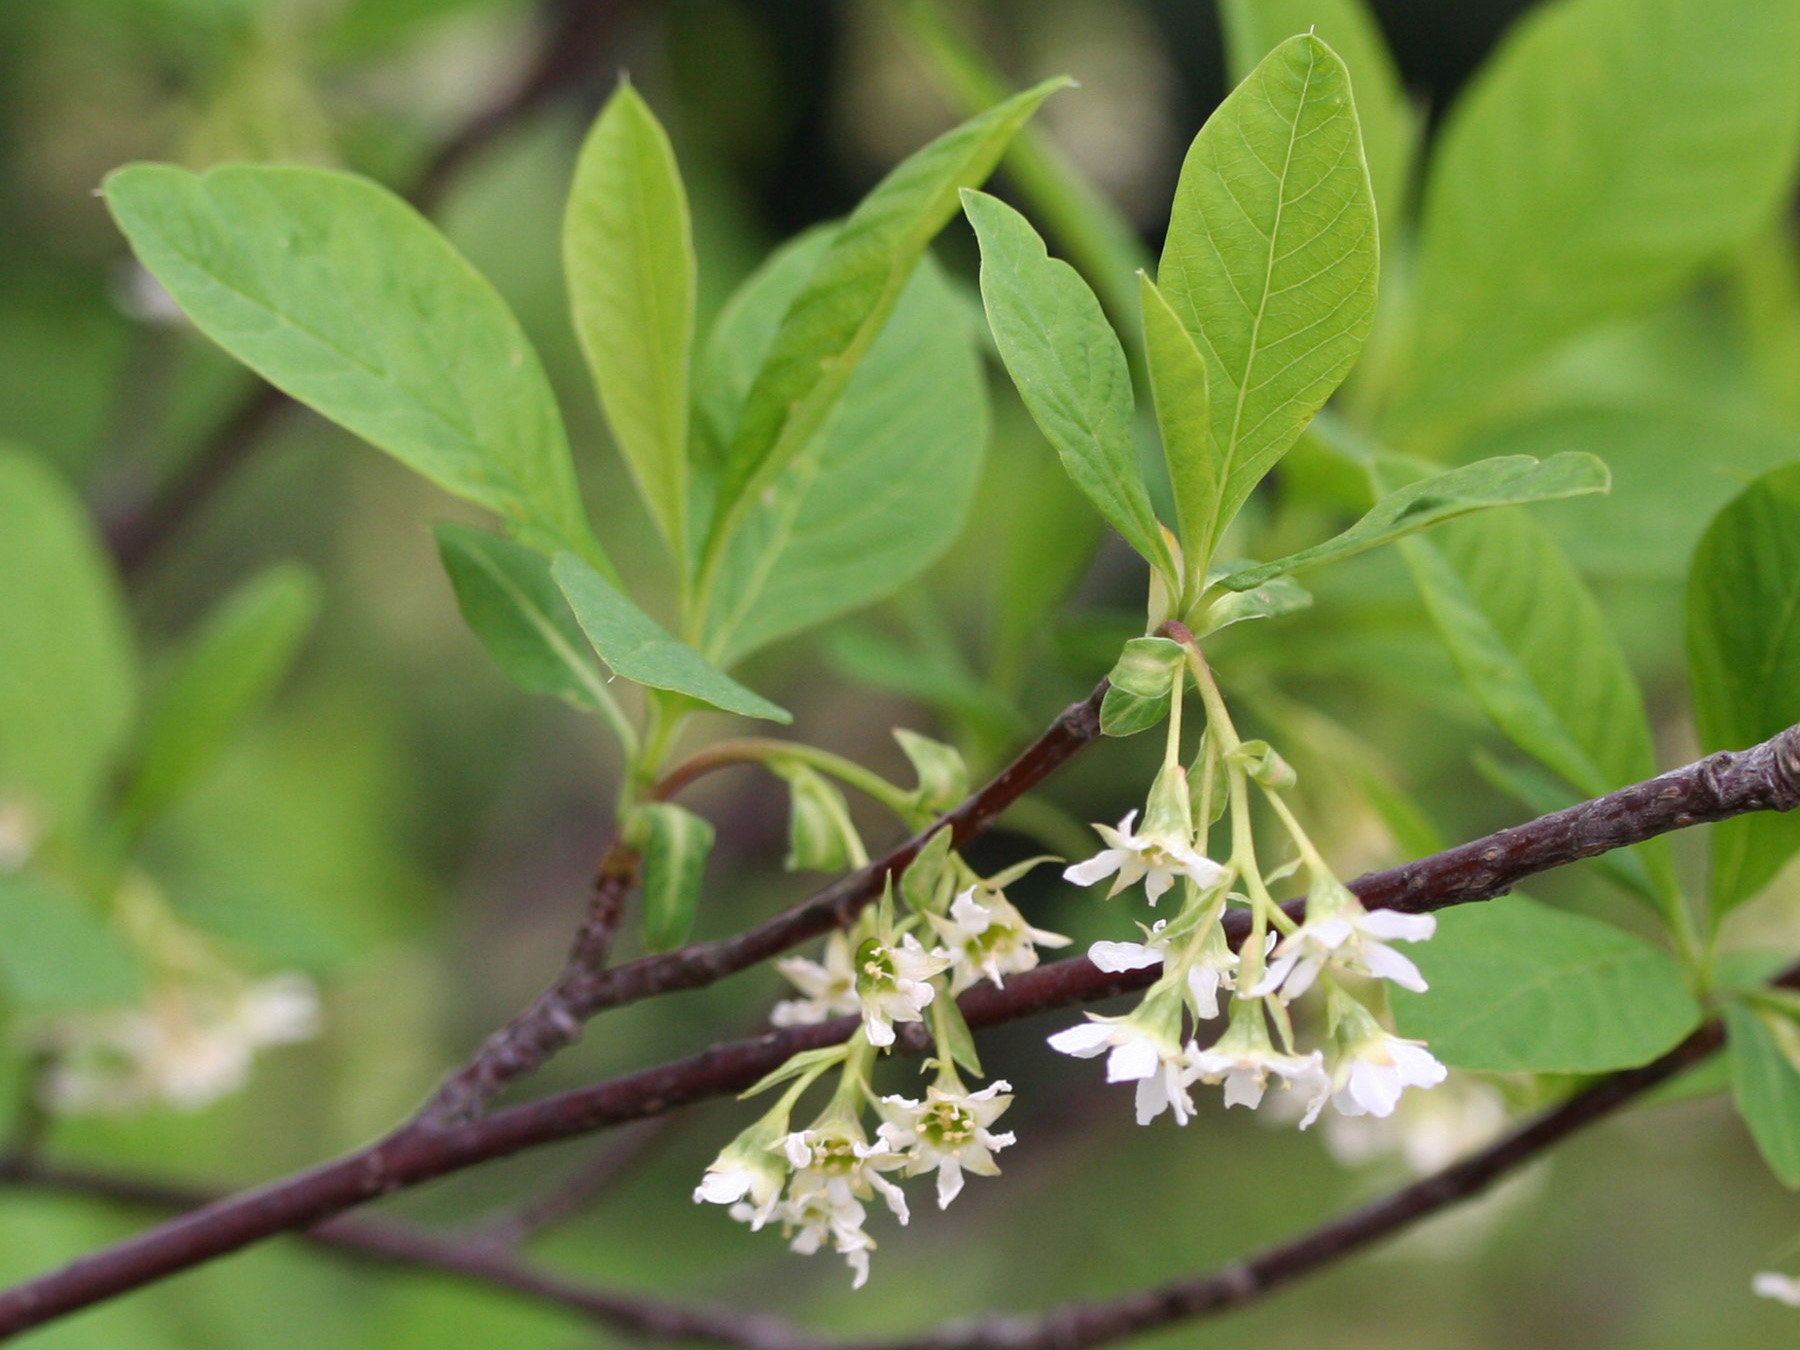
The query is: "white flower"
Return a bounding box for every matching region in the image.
[41,973,321,1115]
[694,1117,791,1230]
[775,1182,876,1288]
[1187,1003,1331,1127]
[1331,1027,1448,1120]
[1048,1011,1197,1126]
[0,797,41,874]
[1324,1073,1508,1175]
[929,888,1070,993]
[1063,810,1228,906]
[876,1080,1015,1208]
[1089,922,1258,1021]
[853,934,950,1047]
[777,1124,910,1226]
[1755,1272,1800,1307]
[1255,906,1436,1003]
[771,931,861,1027]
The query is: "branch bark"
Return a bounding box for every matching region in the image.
[0,720,1794,1337]
[99,0,634,576]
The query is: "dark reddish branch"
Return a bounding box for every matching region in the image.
[422,681,1110,1122]
[0,1160,826,1350]
[100,0,631,576]
[3,722,1797,1338]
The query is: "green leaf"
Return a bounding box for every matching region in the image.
[103,164,608,572]
[1394,0,1800,438]
[1192,574,1312,635]
[933,991,984,1079]
[1221,452,1610,590]
[564,81,694,559]
[119,563,320,835]
[962,189,1170,578]
[1687,464,1800,916]
[699,241,988,666]
[552,553,790,723]
[894,729,969,819]
[1726,1001,1800,1187]
[703,78,1065,563]
[1391,897,1701,1072]
[1139,273,1217,587]
[636,801,714,950]
[0,876,140,1011]
[1401,508,1655,800]
[1157,34,1379,554]
[0,445,135,840]
[434,524,615,713]
[824,627,1026,747]
[1217,0,1414,254]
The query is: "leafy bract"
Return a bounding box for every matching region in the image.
[119,563,320,835]
[103,164,608,572]
[1221,452,1609,590]
[1217,0,1413,251]
[565,82,693,559]
[1395,0,1800,437]
[434,525,613,712]
[637,801,714,950]
[1687,465,1800,916]
[698,236,987,666]
[552,554,790,723]
[1390,897,1700,1072]
[0,877,140,1010]
[1157,34,1378,561]
[702,78,1065,565]
[962,190,1168,579]
[1726,1002,1800,1187]
[0,446,135,839]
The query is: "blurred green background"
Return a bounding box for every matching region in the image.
[2,0,1798,1344]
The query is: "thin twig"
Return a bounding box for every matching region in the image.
[99,0,633,576]
[465,1116,680,1249]
[0,1158,825,1350]
[420,680,1110,1122]
[0,720,1795,1336]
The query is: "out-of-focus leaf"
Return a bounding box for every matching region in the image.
[703,79,1064,557]
[0,445,135,839]
[565,82,694,558]
[824,627,1025,746]
[700,244,987,666]
[962,190,1168,578]
[1469,749,1658,904]
[1687,465,1800,916]
[553,554,790,723]
[1394,0,1800,438]
[119,564,319,835]
[1158,35,1378,553]
[636,801,714,950]
[1217,0,1414,254]
[1221,452,1609,590]
[1726,1001,1800,1187]
[0,876,139,1010]
[103,164,608,572]
[434,525,610,711]
[1391,897,1700,1072]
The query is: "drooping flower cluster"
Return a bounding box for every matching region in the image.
[1049,655,1446,1134]
[700,844,1058,1284]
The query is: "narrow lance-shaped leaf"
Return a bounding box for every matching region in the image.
[1390,897,1701,1073]
[1393,0,1800,439]
[553,553,791,723]
[962,189,1171,580]
[565,81,694,561]
[1217,0,1414,254]
[701,78,1066,569]
[1687,465,1800,917]
[0,444,135,841]
[103,164,611,575]
[434,524,624,725]
[1157,34,1378,550]
[636,801,714,950]
[119,563,320,835]
[1726,1002,1800,1187]
[1139,273,1218,590]
[1220,451,1610,590]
